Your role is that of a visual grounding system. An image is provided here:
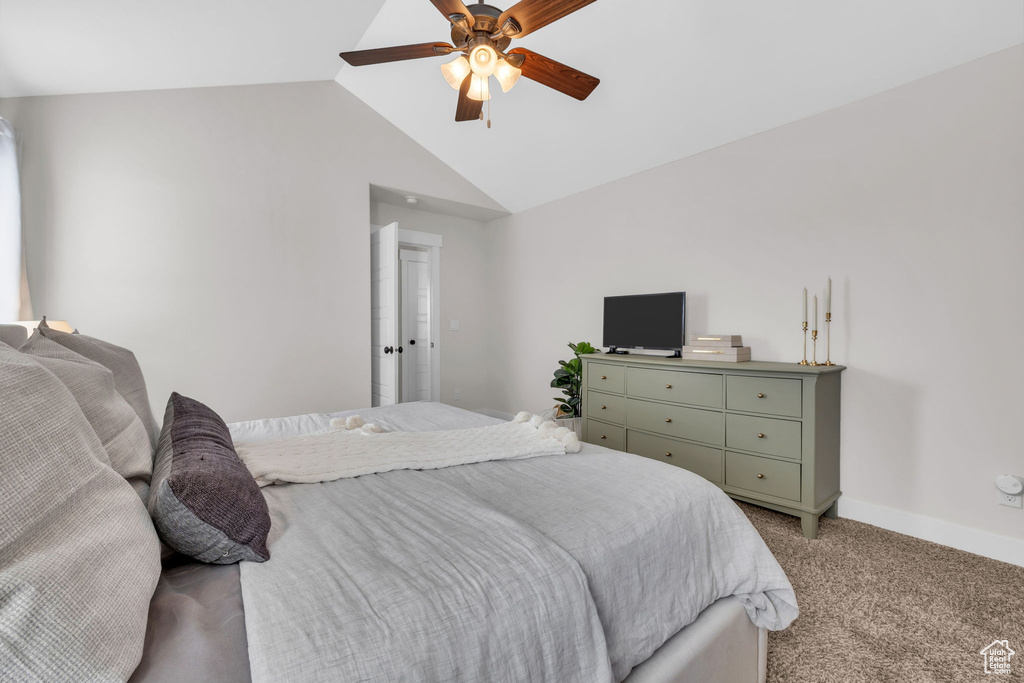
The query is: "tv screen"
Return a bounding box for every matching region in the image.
[603,292,686,352]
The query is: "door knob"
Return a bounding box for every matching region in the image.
[397,346,403,353]
[757,433,765,439]
[384,346,393,354]
[410,339,416,345]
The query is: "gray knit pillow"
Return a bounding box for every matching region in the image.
[149,392,271,564]
[0,343,161,681]
[21,332,153,501]
[38,320,160,448]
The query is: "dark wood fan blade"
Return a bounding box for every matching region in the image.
[340,42,453,67]
[428,0,475,25]
[499,0,596,37]
[508,48,600,100]
[455,75,483,122]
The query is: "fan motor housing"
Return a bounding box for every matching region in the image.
[451,3,510,50]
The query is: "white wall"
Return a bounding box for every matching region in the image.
[370,202,491,410]
[0,81,503,422]
[483,47,1024,549]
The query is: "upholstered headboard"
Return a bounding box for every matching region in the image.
[0,323,28,349]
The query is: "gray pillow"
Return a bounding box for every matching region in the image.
[149,392,271,564]
[21,332,153,501]
[38,319,160,448]
[0,342,161,681]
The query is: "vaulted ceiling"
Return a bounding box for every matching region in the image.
[2,0,1021,213]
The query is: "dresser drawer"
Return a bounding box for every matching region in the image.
[588,363,625,394]
[726,452,801,501]
[586,391,625,424]
[726,413,802,460]
[627,430,723,484]
[626,398,723,446]
[627,367,722,408]
[585,421,625,450]
[727,376,801,417]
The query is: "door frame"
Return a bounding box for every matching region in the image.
[396,228,442,402]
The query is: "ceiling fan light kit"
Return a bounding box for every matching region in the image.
[441,55,471,89]
[339,0,600,123]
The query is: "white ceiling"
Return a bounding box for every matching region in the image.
[2,1,1021,213]
[337,0,1023,212]
[0,0,384,97]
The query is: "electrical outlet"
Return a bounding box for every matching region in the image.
[449,320,460,331]
[453,389,460,401]
[998,492,1023,509]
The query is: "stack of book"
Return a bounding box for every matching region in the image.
[682,335,751,362]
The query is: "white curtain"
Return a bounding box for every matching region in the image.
[0,117,28,321]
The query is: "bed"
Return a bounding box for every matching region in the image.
[132,402,796,683]
[0,323,796,683]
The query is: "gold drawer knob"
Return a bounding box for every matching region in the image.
[601,375,607,380]
[665,452,672,457]
[757,393,765,398]
[665,418,672,423]
[600,435,607,439]
[600,405,607,410]
[665,384,672,389]
[757,433,765,439]
[756,473,765,479]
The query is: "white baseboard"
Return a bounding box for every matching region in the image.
[839,497,1024,568]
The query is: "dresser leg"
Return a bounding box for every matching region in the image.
[800,513,819,539]
[823,502,838,519]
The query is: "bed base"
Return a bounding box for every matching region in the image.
[624,596,767,683]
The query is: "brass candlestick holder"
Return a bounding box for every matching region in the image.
[822,312,836,366]
[798,322,809,365]
[810,329,819,366]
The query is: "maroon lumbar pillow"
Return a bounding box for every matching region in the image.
[148,392,270,563]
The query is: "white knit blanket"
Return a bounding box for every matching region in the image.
[235,412,581,487]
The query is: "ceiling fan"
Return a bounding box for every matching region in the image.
[339,0,600,122]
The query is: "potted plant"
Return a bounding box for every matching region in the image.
[550,341,597,437]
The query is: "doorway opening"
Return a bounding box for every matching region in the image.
[370,222,441,406]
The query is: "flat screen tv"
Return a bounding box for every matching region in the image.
[603,292,686,356]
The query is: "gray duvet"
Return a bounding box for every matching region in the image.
[236,403,797,682]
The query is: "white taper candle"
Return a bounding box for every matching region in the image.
[813,295,818,330]
[803,287,807,323]
[826,278,832,316]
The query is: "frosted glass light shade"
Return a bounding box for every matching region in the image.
[469,44,497,77]
[440,55,471,90]
[494,59,522,93]
[466,75,491,101]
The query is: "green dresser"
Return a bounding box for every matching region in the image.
[581,354,844,538]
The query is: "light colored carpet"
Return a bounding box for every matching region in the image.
[739,502,1024,683]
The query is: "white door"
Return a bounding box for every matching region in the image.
[370,223,398,406]
[400,249,432,402]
